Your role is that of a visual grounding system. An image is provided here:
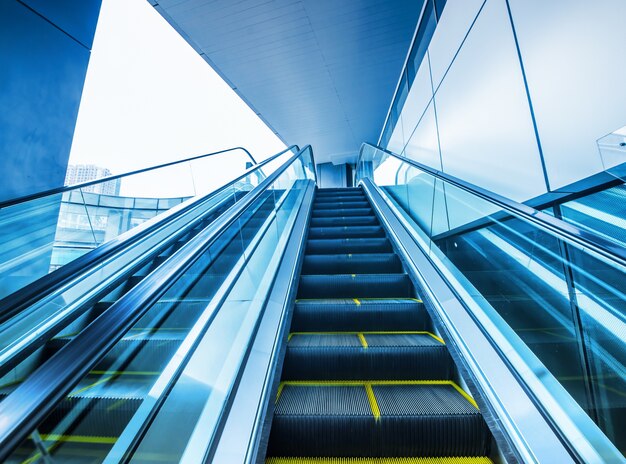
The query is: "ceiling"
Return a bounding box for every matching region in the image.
[149,0,423,164]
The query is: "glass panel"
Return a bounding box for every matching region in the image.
[555,183,626,249]
[0,148,289,300]
[2,148,314,463]
[598,125,626,182]
[356,144,626,454]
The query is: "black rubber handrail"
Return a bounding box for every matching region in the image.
[0,145,299,325]
[357,142,626,269]
[0,146,256,210]
[0,145,314,461]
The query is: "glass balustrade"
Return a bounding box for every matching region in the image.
[356,143,626,455]
[0,147,282,300]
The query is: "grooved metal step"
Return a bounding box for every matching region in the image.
[312,208,373,218]
[284,332,453,381]
[298,274,414,299]
[310,216,379,227]
[306,238,392,254]
[301,253,403,274]
[268,383,490,457]
[292,299,427,332]
[308,226,385,239]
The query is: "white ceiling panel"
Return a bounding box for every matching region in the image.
[150,0,423,164]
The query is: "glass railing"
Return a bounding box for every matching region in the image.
[598,124,626,182]
[356,143,625,458]
[0,146,299,390]
[0,147,271,300]
[548,183,626,250]
[0,146,316,463]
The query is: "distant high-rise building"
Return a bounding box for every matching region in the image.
[64,164,121,196]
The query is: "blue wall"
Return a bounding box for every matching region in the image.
[385,0,626,202]
[0,0,102,203]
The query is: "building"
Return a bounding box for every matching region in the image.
[0,1,624,462]
[65,164,121,195]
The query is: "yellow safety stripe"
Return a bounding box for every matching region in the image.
[364,383,380,420]
[357,333,368,348]
[275,383,286,403]
[90,370,159,376]
[288,331,444,345]
[279,380,478,410]
[353,298,361,306]
[294,298,423,303]
[30,434,117,444]
[266,458,493,464]
[69,375,115,396]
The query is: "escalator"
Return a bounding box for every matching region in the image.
[3,192,277,462]
[264,187,492,462]
[0,143,623,463]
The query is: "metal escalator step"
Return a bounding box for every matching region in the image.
[266,458,493,463]
[268,383,490,457]
[284,333,453,380]
[310,216,379,227]
[316,188,363,195]
[134,298,210,329]
[314,198,367,205]
[292,299,426,332]
[302,254,402,274]
[314,201,370,210]
[306,238,391,254]
[298,274,413,299]
[312,208,373,218]
[308,226,385,239]
[40,395,143,438]
[47,330,184,373]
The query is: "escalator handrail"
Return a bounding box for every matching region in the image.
[357,142,626,268]
[0,146,257,209]
[0,145,299,325]
[0,146,314,460]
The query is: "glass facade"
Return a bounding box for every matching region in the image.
[382,0,626,202]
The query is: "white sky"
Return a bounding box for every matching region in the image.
[69,0,286,198]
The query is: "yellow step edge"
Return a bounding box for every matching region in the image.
[288,331,444,345]
[266,458,493,464]
[90,370,160,376]
[357,333,368,348]
[278,380,478,410]
[295,298,423,303]
[364,382,380,420]
[29,434,117,445]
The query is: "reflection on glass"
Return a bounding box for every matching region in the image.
[0,148,272,300]
[356,144,626,454]
[555,183,626,249]
[3,148,315,463]
[597,124,626,183]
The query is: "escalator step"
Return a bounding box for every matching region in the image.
[41,395,143,437]
[306,238,391,254]
[134,299,210,329]
[298,274,413,299]
[316,188,362,195]
[313,195,369,203]
[46,330,184,373]
[268,383,490,457]
[302,254,402,274]
[308,226,384,239]
[310,216,379,227]
[283,333,453,380]
[292,299,426,332]
[314,201,370,210]
[312,208,372,218]
[266,458,493,463]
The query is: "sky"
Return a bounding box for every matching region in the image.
[68,0,286,198]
